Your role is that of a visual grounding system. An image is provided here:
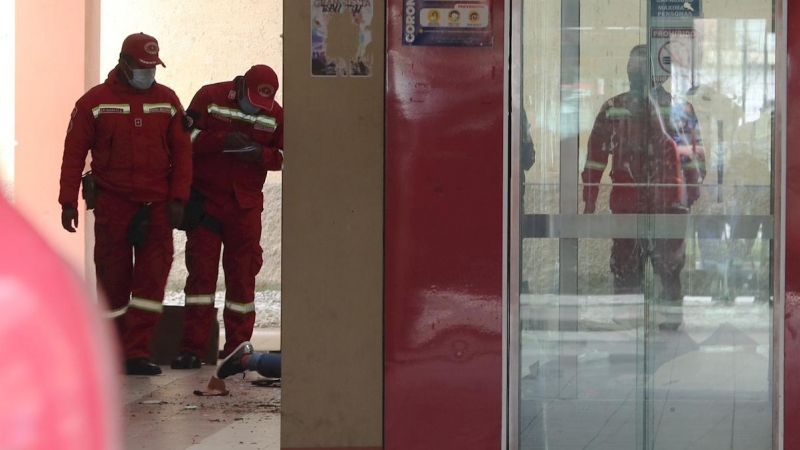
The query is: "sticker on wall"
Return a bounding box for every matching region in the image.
[403,1,493,47]
[650,27,695,86]
[650,0,702,18]
[311,0,374,77]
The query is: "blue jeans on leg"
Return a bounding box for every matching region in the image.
[245,352,281,378]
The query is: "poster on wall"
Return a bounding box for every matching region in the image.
[402,0,493,47]
[311,0,373,77]
[650,27,695,86]
[648,0,700,88]
[650,0,702,18]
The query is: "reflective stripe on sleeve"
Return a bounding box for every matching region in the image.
[584,161,607,171]
[185,294,215,306]
[225,300,256,314]
[207,104,277,129]
[129,297,164,313]
[605,107,631,119]
[682,160,704,170]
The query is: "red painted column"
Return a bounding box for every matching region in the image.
[384,1,505,449]
[785,2,800,448]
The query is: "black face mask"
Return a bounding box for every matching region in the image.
[239,96,261,115]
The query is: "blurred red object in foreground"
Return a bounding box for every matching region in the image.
[0,194,120,449]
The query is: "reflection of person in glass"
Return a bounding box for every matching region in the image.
[581,45,706,330]
[519,108,535,294]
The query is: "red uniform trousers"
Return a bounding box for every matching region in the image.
[180,196,263,357]
[94,189,173,359]
[609,197,688,305]
[610,237,686,303]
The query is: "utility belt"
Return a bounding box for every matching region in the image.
[178,187,222,234]
[81,171,97,210]
[82,171,165,248]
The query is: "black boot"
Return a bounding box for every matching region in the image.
[216,341,253,379]
[171,351,201,369]
[126,357,162,376]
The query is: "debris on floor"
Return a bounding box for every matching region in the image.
[193,376,230,397]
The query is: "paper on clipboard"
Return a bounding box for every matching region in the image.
[223,145,259,153]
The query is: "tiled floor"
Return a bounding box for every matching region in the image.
[124,329,281,450]
[518,296,774,450]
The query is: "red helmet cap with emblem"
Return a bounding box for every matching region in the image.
[121,32,166,68]
[244,65,279,111]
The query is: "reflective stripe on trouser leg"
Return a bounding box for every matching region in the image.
[185,294,215,306]
[125,201,173,359]
[106,305,129,319]
[223,300,256,357]
[129,297,164,313]
[224,300,256,314]
[181,293,218,356]
[182,217,224,357]
[105,304,128,345]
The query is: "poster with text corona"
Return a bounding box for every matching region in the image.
[402,0,493,47]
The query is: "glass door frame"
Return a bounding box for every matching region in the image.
[503,0,788,448]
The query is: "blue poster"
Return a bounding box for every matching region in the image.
[402,0,493,47]
[650,0,702,18]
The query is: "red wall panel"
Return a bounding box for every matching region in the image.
[785,2,800,448]
[384,1,506,449]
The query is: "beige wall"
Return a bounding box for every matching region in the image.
[281,0,384,448]
[100,0,284,109]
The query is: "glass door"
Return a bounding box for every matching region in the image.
[509,0,778,448]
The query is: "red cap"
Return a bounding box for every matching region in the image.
[244,65,279,111]
[121,33,165,68]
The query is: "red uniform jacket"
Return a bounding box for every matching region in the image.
[582,87,706,214]
[59,67,192,208]
[187,77,284,208]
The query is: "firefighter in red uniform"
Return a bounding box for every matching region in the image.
[582,45,706,330]
[170,65,283,369]
[59,33,192,375]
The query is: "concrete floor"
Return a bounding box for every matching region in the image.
[124,328,282,450]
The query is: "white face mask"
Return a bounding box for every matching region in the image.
[124,61,156,89]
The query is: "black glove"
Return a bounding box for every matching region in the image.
[224,131,252,150]
[61,206,79,232]
[126,204,151,248]
[168,201,185,229]
[236,145,263,162]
